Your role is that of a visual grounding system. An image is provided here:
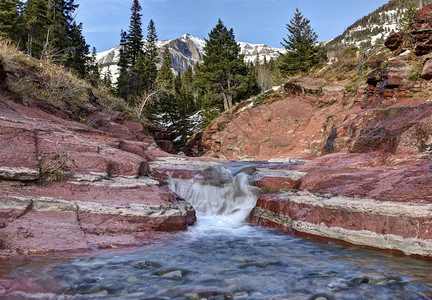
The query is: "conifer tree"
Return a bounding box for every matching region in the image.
[63,21,89,77]
[153,46,176,124]
[117,29,131,100]
[130,51,146,101]
[86,47,100,86]
[157,46,174,91]
[279,8,326,76]
[197,19,257,111]
[24,0,51,57]
[126,0,144,67]
[102,68,113,88]
[143,19,159,90]
[0,0,24,43]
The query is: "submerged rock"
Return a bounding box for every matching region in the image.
[132,261,161,269]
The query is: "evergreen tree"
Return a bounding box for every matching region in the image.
[196,19,258,111]
[130,50,146,101]
[86,46,100,86]
[24,0,51,57]
[279,8,326,76]
[0,0,25,44]
[157,46,174,91]
[153,46,176,124]
[102,68,113,88]
[23,0,89,75]
[117,29,131,100]
[143,19,159,91]
[126,0,144,67]
[63,21,89,77]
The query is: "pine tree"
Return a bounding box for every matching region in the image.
[117,29,131,100]
[102,68,113,88]
[153,46,176,124]
[143,19,159,91]
[130,50,146,101]
[63,21,89,77]
[86,46,100,86]
[0,0,25,44]
[196,19,258,111]
[126,0,144,67]
[24,0,51,57]
[279,8,326,76]
[157,46,174,91]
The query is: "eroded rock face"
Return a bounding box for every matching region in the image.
[384,30,412,55]
[250,190,432,258]
[248,151,432,259]
[0,88,196,258]
[193,73,431,160]
[410,4,432,56]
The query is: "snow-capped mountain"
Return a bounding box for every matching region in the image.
[96,33,284,82]
[326,0,432,51]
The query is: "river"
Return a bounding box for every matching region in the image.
[1,163,432,299]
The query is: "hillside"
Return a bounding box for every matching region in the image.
[96,33,284,82]
[326,0,432,51]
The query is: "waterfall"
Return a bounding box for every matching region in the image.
[167,165,260,223]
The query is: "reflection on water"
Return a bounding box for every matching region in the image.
[2,164,432,299]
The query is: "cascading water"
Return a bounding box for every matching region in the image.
[2,162,432,299]
[167,166,260,223]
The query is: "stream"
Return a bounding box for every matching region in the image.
[1,163,432,299]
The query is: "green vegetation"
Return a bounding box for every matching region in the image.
[279,8,326,77]
[196,19,260,111]
[39,150,76,181]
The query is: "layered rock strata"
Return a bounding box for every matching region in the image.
[0,84,196,259]
[250,191,432,258]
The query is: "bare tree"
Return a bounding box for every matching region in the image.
[133,88,160,119]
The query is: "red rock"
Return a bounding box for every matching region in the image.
[410,4,432,56]
[253,176,297,189]
[384,30,412,54]
[421,58,432,79]
[0,91,197,259]
[250,191,432,258]
[156,140,175,153]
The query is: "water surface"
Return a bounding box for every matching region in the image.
[2,164,432,299]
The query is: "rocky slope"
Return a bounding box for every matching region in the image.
[0,43,199,259]
[187,5,432,259]
[96,33,284,82]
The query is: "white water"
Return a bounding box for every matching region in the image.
[167,165,260,224]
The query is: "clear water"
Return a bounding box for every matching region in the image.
[2,164,432,299]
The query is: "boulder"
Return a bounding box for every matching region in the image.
[384,30,412,54]
[421,58,432,79]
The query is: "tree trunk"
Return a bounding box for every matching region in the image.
[419,0,424,8]
[40,28,51,60]
[227,76,233,109]
[222,92,229,111]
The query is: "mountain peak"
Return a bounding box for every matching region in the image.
[96,34,284,82]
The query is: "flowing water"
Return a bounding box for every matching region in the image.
[2,163,432,299]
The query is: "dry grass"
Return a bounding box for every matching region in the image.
[0,36,129,121]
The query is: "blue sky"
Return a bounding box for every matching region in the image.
[76,0,390,52]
